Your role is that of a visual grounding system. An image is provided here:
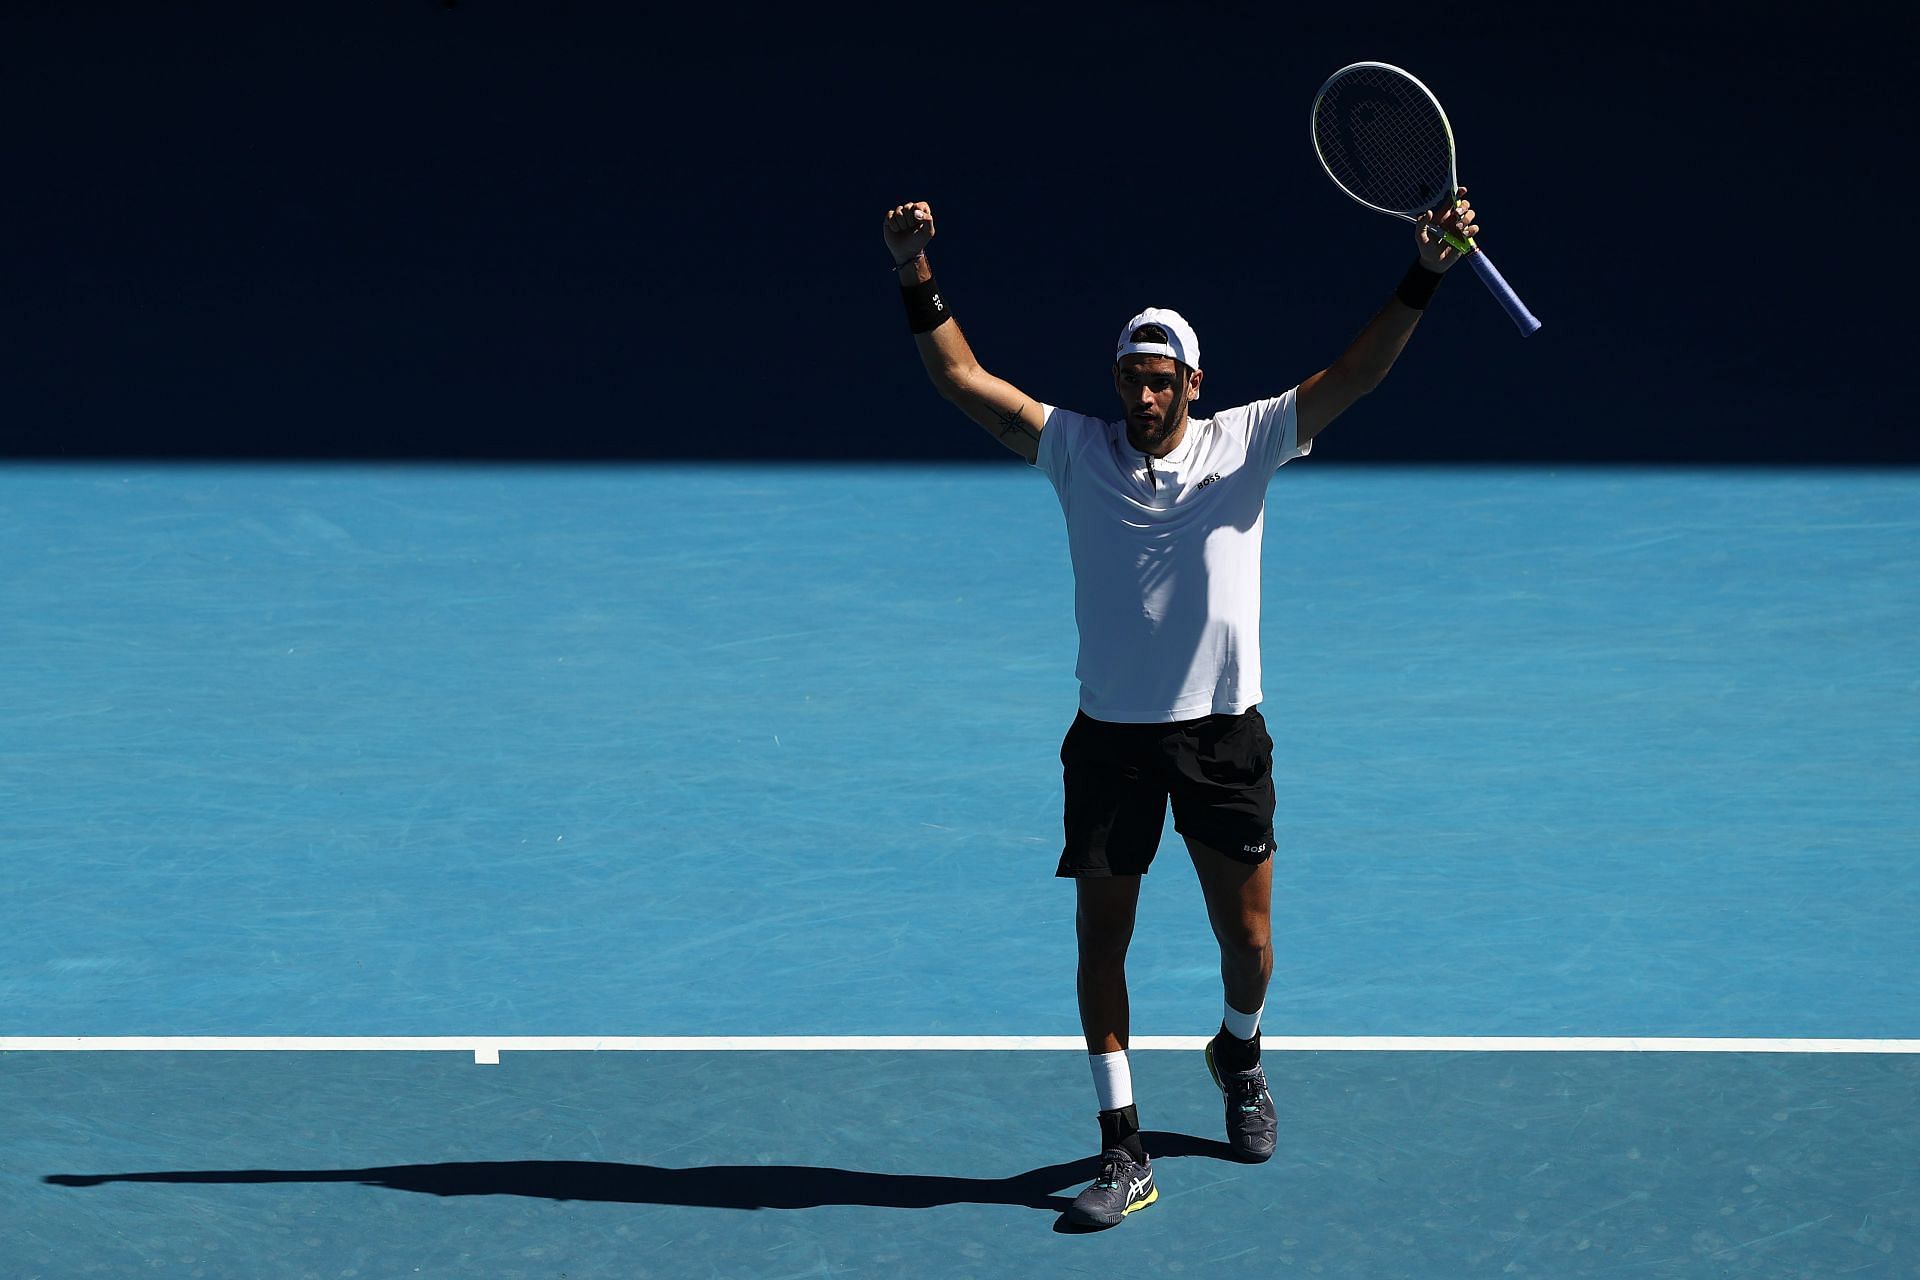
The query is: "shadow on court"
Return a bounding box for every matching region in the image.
[44,1130,1237,1219]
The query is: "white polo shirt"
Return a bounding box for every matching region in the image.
[1034,391,1309,723]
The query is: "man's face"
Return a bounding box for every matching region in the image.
[1114,354,1202,450]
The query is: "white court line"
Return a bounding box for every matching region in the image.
[3,1035,1917,1067]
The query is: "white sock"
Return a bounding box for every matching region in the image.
[1223,1000,1263,1042]
[1088,1050,1133,1112]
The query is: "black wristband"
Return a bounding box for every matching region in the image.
[1395,259,1444,310]
[901,275,952,334]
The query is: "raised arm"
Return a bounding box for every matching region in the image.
[1295,189,1481,446]
[884,201,1049,463]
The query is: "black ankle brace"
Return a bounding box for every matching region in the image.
[1212,1026,1261,1074]
[1098,1104,1146,1162]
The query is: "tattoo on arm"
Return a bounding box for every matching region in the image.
[991,404,1037,444]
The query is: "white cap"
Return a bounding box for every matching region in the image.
[1115,307,1200,371]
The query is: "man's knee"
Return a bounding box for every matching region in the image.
[1216,918,1271,964]
[1077,925,1133,971]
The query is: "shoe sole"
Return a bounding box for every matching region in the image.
[1067,1185,1158,1228]
[1206,1043,1275,1164]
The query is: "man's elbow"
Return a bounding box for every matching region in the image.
[1336,357,1391,400]
[1316,366,1381,418]
[928,363,981,404]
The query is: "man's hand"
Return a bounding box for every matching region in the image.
[884,200,935,267]
[1414,186,1479,273]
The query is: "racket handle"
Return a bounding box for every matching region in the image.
[1467,249,1541,336]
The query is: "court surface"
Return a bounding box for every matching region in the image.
[4,463,1916,1276]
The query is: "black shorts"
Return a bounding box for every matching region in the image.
[1057,706,1277,878]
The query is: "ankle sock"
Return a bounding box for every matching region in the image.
[1088,1049,1132,1111]
[1222,999,1263,1042]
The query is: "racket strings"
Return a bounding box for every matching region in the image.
[1313,67,1453,215]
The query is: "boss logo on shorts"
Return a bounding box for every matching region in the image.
[1243,842,1269,855]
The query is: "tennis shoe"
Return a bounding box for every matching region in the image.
[1206,1035,1277,1162]
[1065,1147,1157,1227]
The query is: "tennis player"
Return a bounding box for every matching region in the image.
[883,192,1481,1228]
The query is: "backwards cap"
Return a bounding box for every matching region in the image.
[1114,307,1200,372]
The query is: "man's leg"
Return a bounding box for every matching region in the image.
[1187,838,1278,1162]
[1076,873,1146,1157]
[1064,873,1159,1226]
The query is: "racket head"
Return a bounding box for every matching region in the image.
[1310,62,1460,220]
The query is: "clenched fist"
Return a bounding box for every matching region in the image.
[883,201,935,267]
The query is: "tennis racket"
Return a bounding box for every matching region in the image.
[1310,62,1540,336]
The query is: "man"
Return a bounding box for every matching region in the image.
[883,192,1482,1228]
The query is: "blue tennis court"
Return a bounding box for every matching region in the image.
[4,463,1917,1276]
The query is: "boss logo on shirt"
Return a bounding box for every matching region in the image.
[1196,473,1223,490]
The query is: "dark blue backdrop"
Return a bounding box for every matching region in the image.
[3,1,1912,463]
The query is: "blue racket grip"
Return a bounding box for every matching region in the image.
[1467,249,1541,336]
